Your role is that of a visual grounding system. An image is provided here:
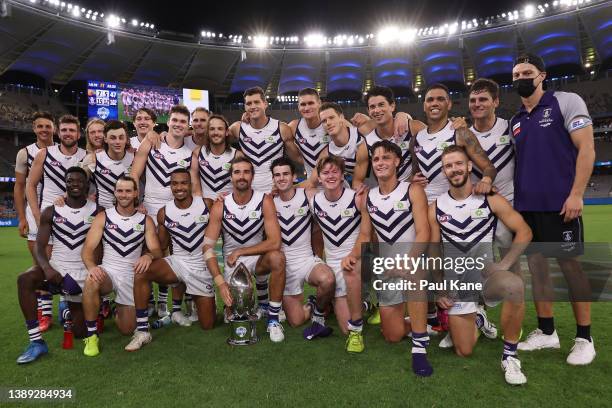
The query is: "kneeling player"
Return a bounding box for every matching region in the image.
[203,157,286,342]
[429,145,532,385]
[358,141,433,376]
[127,169,233,351]
[80,176,162,356]
[16,167,98,364]
[270,157,335,339]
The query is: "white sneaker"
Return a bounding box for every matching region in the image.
[171,311,192,327]
[501,356,527,385]
[267,321,285,343]
[566,337,596,365]
[426,324,440,336]
[124,331,152,352]
[156,303,169,318]
[477,306,498,339]
[188,302,199,322]
[279,309,286,323]
[254,305,268,321]
[439,332,454,348]
[518,329,560,351]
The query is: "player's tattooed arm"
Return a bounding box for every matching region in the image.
[280,122,305,166]
[35,206,62,284]
[352,142,369,190]
[456,127,497,194]
[190,148,204,197]
[487,195,532,272]
[25,148,46,224]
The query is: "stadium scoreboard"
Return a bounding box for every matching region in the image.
[87,81,119,120]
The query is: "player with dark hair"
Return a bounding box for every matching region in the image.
[130,108,157,151]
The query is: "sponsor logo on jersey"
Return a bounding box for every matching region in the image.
[166,221,178,228]
[438,214,452,223]
[54,216,67,224]
[315,210,328,218]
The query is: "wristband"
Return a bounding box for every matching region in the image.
[214,274,225,287]
[204,248,216,260]
[204,237,217,246]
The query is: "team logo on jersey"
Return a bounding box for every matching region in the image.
[497,135,510,146]
[539,108,553,128]
[298,137,306,144]
[542,108,552,118]
[315,210,328,218]
[100,169,111,175]
[199,159,209,167]
[224,212,236,220]
[393,201,409,211]
[54,216,67,224]
[562,230,573,242]
[295,207,308,217]
[133,223,144,232]
[512,122,521,136]
[321,135,330,143]
[438,214,452,223]
[166,221,178,228]
[195,214,209,224]
[154,152,164,159]
[341,208,355,218]
[84,216,95,224]
[470,208,489,219]
[367,205,378,213]
[437,142,451,151]
[222,163,232,171]
[50,160,61,167]
[243,137,252,143]
[107,223,118,230]
[248,210,260,219]
[177,159,188,168]
[399,142,409,150]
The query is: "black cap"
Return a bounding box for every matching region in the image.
[514,53,546,72]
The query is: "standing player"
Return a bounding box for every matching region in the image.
[130,108,157,151]
[359,140,432,376]
[311,155,367,352]
[184,107,209,150]
[430,145,532,385]
[191,114,240,207]
[80,176,162,356]
[303,102,369,190]
[126,169,229,351]
[203,157,286,342]
[130,105,193,317]
[510,54,596,364]
[25,115,87,330]
[16,167,98,364]
[82,120,134,209]
[229,86,302,193]
[14,111,55,263]
[270,157,336,338]
[85,118,105,153]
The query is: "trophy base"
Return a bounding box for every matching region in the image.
[227,315,258,346]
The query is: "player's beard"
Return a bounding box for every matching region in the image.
[449,171,468,188]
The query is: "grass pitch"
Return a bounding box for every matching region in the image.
[1,206,611,407]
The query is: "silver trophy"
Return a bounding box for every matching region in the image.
[227,262,258,345]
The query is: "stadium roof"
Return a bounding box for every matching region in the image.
[0,0,610,100]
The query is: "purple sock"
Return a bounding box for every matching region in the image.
[502,339,518,361]
[85,320,97,337]
[411,332,433,377]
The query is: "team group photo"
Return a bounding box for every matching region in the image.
[1,0,611,406]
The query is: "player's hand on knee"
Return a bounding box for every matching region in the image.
[134,254,153,274]
[43,266,63,285]
[87,266,106,284]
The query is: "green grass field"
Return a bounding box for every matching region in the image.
[1,206,611,407]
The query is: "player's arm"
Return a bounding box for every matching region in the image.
[342,193,372,272]
[190,147,203,197]
[407,123,428,186]
[562,125,595,222]
[202,201,232,306]
[288,119,299,136]
[280,122,304,166]
[135,216,163,274]
[156,207,171,251]
[25,149,46,224]
[14,148,28,237]
[350,113,376,135]
[406,184,430,260]
[298,148,328,189]
[427,201,451,307]
[352,142,369,190]
[456,127,497,194]
[487,194,532,271]
[129,138,152,184]
[228,121,241,146]
[35,206,61,284]
[81,212,107,283]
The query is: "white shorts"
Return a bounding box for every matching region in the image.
[448,301,478,316]
[284,255,323,296]
[327,259,347,298]
[49,259,87,303]
[26,206,38,242]
[104,268,135,307]
[224,255,260,281]
[164,255,214,297]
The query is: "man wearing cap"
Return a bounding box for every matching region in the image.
[510,53,596,365]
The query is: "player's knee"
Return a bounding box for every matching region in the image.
[383,330,403,343]
[268,250,286,274]
[118,321,136,336]
[454,344,474,357]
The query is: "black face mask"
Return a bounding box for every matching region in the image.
[513,76,539,98]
